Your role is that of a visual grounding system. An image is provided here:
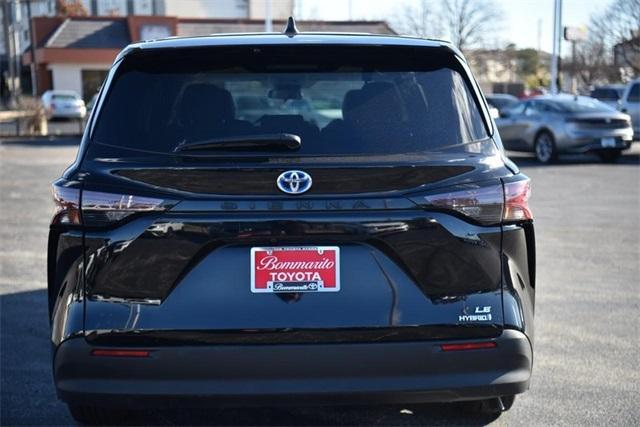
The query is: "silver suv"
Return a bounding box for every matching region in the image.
[620,78,640,139]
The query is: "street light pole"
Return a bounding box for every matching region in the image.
[265,0,272,32]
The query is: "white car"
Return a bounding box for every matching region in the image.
[41,90,86,120]
[619,78,639,140]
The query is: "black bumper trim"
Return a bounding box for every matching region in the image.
[55,329,532,406]
[84,324,502,346]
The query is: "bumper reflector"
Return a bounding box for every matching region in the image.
[440,341,497,352]
[90,349,151,358]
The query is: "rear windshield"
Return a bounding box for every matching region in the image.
[488,97,516,109]
[52,94,78,101]
[553,97,614,113]
[92,46,490,158]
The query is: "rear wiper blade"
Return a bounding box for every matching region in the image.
[174,133,301,152]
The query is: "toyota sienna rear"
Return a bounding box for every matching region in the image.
[48,28,535,424]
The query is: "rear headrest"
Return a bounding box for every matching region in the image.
[178,84,235,125]
[344,82,404,127]
[342,89,364,123]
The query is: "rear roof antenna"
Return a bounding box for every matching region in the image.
[283,16,299,37]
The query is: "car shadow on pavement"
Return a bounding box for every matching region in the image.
[0,289,498,426]
[141,404,499,426]
[0,289,73,426]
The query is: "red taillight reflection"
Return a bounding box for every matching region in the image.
[440,341,497,351]
[91,349,151,358]
[51,184,81,225]
[504,179,532,221]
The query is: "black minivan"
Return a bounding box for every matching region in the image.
[49,25,535,424]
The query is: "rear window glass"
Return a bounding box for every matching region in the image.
[628,84,640,102]
[92,46,490,158]
[52,94,78,101]
[487,97,516,109]
[590,88,621,101]
[553,97,614,113]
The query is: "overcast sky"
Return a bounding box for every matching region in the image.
[295,0,613,52]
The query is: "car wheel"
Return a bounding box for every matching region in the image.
[597,150,622,163]
[460,395,516,415]
[67,404,132,425]
[534,131,557,164]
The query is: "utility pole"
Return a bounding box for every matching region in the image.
[26,0,37,96]
[1,1,10,106]
[570,39,576,94]
[2,0,17,106]
[557,0,562,92]
[550,0,563,95]
[537,18,542,53]
[12,0,21,101]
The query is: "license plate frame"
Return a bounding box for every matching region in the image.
[250,246,340,293]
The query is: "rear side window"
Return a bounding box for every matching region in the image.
[92,46,490,158]
[628,84,640,102]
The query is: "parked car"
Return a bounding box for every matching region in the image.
[49,24,535,425]
[86,92,99,115]
[41,90,86,120]
[619,78,639,139]
[590,84,626,109]
[486,93,518,117]
[496,95,633,163]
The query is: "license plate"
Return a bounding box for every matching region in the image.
[601,137,616,148]
[251,246,340,293]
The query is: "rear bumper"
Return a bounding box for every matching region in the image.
[54,329,532,407]
[47,110,86,119]
[559,137,632,153]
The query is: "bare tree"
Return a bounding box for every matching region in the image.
[441,0,503,53]
[593,0,640,74]
[392,0,441,39]
[572,33,618,87]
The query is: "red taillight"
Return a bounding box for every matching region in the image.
[423,183,504,225]
[422,177,532,225]
[440,341,497,351]
[82,190,166,226]
[51,184,81,225]
[91,349,151,358]
[52,185,168,226]
[503,179,532,221]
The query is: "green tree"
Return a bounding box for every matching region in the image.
[516,49,539,77]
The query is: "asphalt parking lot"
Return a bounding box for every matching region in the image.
[0,119,85,139]
[1,139,638,426]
